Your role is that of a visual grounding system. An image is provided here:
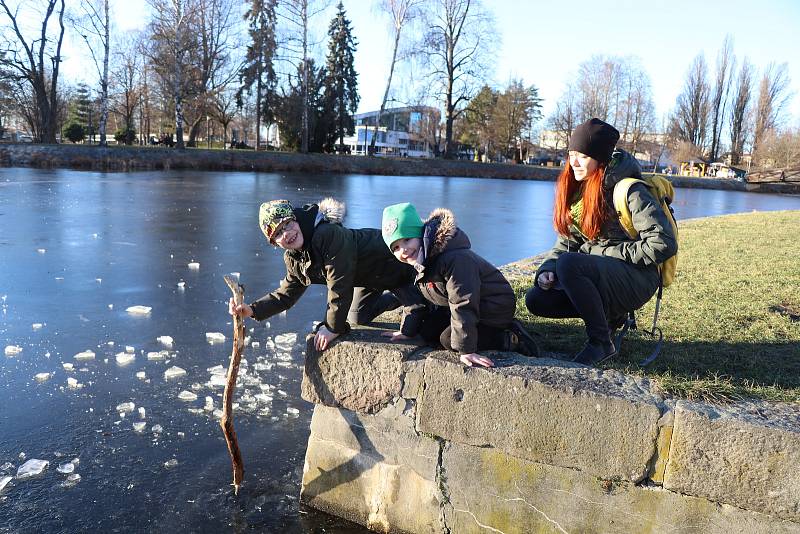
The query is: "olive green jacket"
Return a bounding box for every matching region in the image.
[536,150,678,283]
[250,199,418,334]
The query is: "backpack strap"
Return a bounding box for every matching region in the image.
[612,177,646,239]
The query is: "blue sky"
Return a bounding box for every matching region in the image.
[80,0,800,126]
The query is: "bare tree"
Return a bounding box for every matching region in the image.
[728,58,753,165]
[74,0,111,145]
[278,0,329,153]
[110,32,143,144]
[211,84,238,148]
[757,127,800,169]
[708,35,734,161]
[752,62,792,159]
[0,0,66,143]
[423,0,496,159]
[147,0,198,149]
[369,0,423,155]
[670,54,710,154]
[547,84,578,150]
[576,55,623,123]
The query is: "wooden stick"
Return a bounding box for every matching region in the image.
[221,275,245,495]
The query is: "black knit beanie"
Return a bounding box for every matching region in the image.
[568,118,620,163]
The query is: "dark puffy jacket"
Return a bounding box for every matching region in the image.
[415,208,516,354]
[536,149,678,283]
[250,198,419,334]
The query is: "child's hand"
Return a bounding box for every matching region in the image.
[314,325,339,351]
[459,353,495,368]
[381,331,411,342]
[229,298,253,318]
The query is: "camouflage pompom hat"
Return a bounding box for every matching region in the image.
[259,199,296,244]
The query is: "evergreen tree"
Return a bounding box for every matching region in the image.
[275,59,330,152]
[323,1,358,152]
[74,83,96,143]
[238,0,278,150]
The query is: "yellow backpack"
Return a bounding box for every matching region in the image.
[612,176,678,287]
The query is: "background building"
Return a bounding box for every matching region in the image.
[343,106,440,158]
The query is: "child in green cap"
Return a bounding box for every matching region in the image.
[381,202,537,367]
[229,198,426,351]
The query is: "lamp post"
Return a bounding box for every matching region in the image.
[206,115,210,149]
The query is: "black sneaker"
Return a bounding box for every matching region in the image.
[572,341,618,366]
[509,320,540,358]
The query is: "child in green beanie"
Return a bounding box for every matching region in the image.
[381,202,537,367]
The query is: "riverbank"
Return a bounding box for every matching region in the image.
[2,143,799,194]
[503,210,800,402]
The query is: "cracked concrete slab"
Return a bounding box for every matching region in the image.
[663,400,800,521]
[441,441,800,534]
[417,352,664,482]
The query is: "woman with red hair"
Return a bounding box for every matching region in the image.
[525,118,677,365]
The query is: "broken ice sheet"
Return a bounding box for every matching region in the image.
[205,332,225,343]
[136,371,146,380]
[187,262,200,270]
[207,374,227,388]
[16,459,48,479]
[0,476,12,492]
[287,407,300,416]
[151,424,163,434]
[133,421,147,433]
[74,350,95,361]
[115,352,135,365]
[4,345,22,357]
[177,390,197,402]
[164,459,178,468]
[62,363,74,371]
[157,336,173,347]
[126,305,152,315]
[62,473,81,487]
[116,402,136,413]
[56,462,75,475]
[147,351,167,361]
[32,323,44,330]
[34,372,51,382]
[164,366,187,380]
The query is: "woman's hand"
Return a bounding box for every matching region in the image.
[537,271,557,290]
[314,325,340,351]
[229,298,253,318]
[381,331,411,342]
[459,353,495,368]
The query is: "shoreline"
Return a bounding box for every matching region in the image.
[1,143,798,194]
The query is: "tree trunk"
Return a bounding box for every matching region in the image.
[300,2,309,153]
[371,24,402,156]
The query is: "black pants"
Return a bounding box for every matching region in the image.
[347,284,423,326]
[525,252,659,345]
[418,306,507,352]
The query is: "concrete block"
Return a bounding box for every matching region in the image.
[442,442,800,534]
[417,352,664,482]
[300,404,442,533]
[664,400,800,521]
[301,329,425,414]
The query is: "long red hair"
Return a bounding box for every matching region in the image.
[553,162,607,239]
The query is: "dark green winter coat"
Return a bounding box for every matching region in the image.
[414,208,516,354]
[536,149,678,290]
[250,199,418,334]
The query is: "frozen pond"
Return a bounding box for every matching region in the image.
[1,167,798,532]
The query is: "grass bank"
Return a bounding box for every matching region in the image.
[513,210,800,403]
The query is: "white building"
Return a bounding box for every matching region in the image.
[343,106,440,158]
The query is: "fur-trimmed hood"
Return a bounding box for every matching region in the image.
[318,197,346,224]
[423,207,470,259]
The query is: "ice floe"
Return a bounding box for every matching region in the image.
[164,366,187,380]
[74,350,95,361]
[115,352,135,365]
[116,402,136,413]
[4,345,22,357]
[34,372,51,382]
[205,332,225,343]
[56,462,75,475]
[62,473,81,487]
[151,424,163,434]
[177,390,197,402]
[125,305,152,315]
[62,363,74,371]
[133,421,146,432]
[136,371,146,380]
[32,323,44,330]
[16,459,48,479]
[157,336,174,347]
[164,459,178,468]
[187,262,200,270]
[0,476,11,492]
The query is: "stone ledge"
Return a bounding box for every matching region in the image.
[301,330,428,414]
[664,400,800,522]
[417,351,664,482]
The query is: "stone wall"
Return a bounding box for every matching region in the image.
[299,328,800,533]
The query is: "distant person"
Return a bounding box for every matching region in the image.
[228,198,426,351]
[525,118,677,365]
[380,202,537,368]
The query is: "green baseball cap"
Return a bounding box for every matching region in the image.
[381,203,423,248]
[259,199,295,244]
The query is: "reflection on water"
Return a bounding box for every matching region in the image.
[0,167,798,532]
